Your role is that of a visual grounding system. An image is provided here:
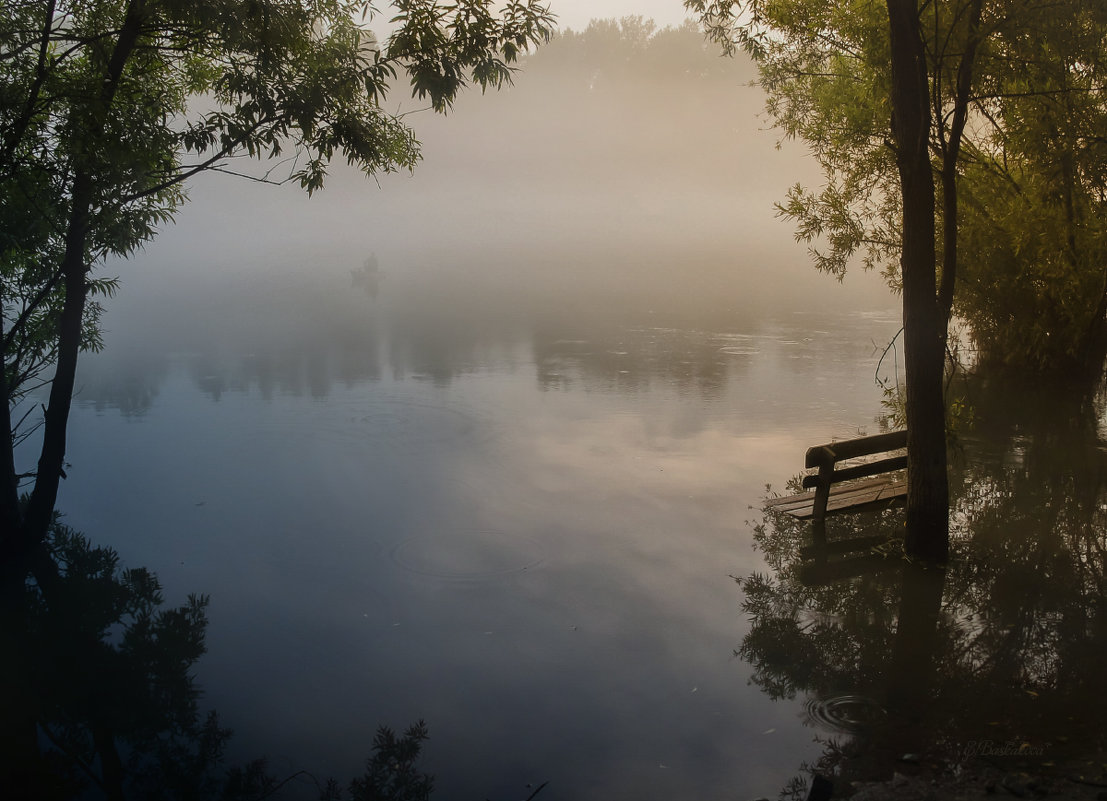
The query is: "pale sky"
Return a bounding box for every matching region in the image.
[547,0,695,31]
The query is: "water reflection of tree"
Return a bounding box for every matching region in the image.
[185,281,384,401]
[1,521,437,800]
[740,378,1107,793]
[948,375,1107,740]
[74,353,168,418]
[531,325,738,397]
[2,522,234,799]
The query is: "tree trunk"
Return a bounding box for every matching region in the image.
[937,0,984,332]
[3,0,147,583]
[0,319,20,537]
[13,175,93,563]
[886,0,950,561]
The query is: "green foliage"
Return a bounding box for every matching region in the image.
[957,163,1107,371]
[953,1,1107,372]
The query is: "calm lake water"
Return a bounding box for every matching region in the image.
[29,164,914,798]
[34,156,1107,797]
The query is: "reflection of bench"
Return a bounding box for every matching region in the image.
[765,430,908,521]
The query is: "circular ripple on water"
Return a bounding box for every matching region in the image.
[804,693,887,734]
[389,528,547,582]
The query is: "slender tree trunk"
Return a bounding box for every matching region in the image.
[3,0,147,579]
[0,0,58,172]
[937,0,984,332]
[938,166,958,339]
[11,174,93,564]
[0,319,20,536]
[886,0,949,561]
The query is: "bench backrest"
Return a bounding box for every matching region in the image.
[802,430,908,488]
[802,430,907,519]
[804,430,907,469]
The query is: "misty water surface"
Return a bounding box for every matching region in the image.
[57,262,901,800]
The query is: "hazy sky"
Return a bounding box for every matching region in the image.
[549,0,694,31]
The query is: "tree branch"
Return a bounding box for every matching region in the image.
[1,265,65,356]
[0,0,59,170]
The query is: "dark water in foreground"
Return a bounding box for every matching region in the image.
[27,190,1107,798]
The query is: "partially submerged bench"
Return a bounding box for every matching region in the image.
[765,430,908,522]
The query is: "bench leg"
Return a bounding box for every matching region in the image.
[812,462,833,521]
[810,517,828,561]
[809,461,834,561]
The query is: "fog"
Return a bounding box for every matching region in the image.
[89,20,900,430]
[133,18,892,346]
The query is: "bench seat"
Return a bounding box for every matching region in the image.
[764,475,907,519]
[764,430,908,521]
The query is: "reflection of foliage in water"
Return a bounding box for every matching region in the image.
[3,521,437,800]
[6,522,227,799]
[740,504,904,706]
[738,375,1107,791]
[946,376,1107,724]
[336,722,434,801]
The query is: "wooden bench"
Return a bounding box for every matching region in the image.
[765,430,908,522]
